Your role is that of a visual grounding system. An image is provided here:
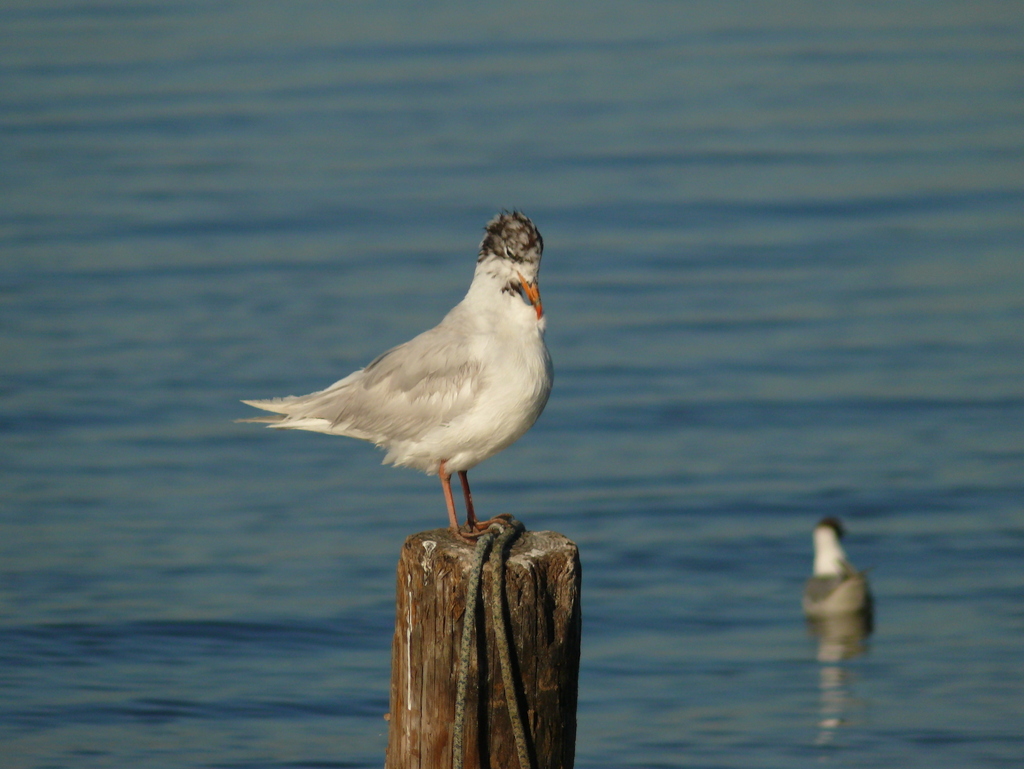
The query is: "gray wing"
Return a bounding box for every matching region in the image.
[241,320,482,442]
[803,575,844,605]
[803,561,865,605]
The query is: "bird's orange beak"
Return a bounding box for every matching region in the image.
[517,272,543,319]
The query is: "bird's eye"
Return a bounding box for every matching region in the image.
[504,245,514,259]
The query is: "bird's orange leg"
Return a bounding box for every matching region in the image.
[458,471,477,529]
[441,462,490,541]
[458,470,514,533]
[439,461,461,533]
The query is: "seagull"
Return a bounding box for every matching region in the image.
[239,212,552,540]
[802,517,873,617]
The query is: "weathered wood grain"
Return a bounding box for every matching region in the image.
[386,528,581,769]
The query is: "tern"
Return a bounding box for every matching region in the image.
[802,517,873,617]
[239,212,552,540]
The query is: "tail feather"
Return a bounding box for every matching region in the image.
[235,414,286,424]
[240,397,299,412]
[237,397,298,424]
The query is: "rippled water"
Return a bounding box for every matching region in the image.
[3,2,1023,768]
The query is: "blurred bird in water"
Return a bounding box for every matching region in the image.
[802,517,873,618]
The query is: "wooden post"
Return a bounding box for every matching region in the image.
[385,528,581,769]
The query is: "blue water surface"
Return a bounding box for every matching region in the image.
[2,2,1023,767]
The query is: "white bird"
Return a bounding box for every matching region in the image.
[802,517,873,617]
[239,212,552,540]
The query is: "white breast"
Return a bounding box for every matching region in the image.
[379,282,552,473]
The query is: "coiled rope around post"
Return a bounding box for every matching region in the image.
[452,517,532,769]
[489,518,531,769]
[452,528,494,767]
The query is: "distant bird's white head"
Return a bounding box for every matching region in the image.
[477,211,544,319]
[812,517,850,576]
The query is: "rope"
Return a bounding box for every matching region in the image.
[451,517,532,769]
[489,518,531,769]
[453,529,495,769]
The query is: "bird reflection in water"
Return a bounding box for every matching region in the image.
[808,609,873,663]
[808,595,873,746]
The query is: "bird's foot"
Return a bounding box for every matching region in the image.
[452,514,516,543]
[452,527,489,543]
[468,513,515,532]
